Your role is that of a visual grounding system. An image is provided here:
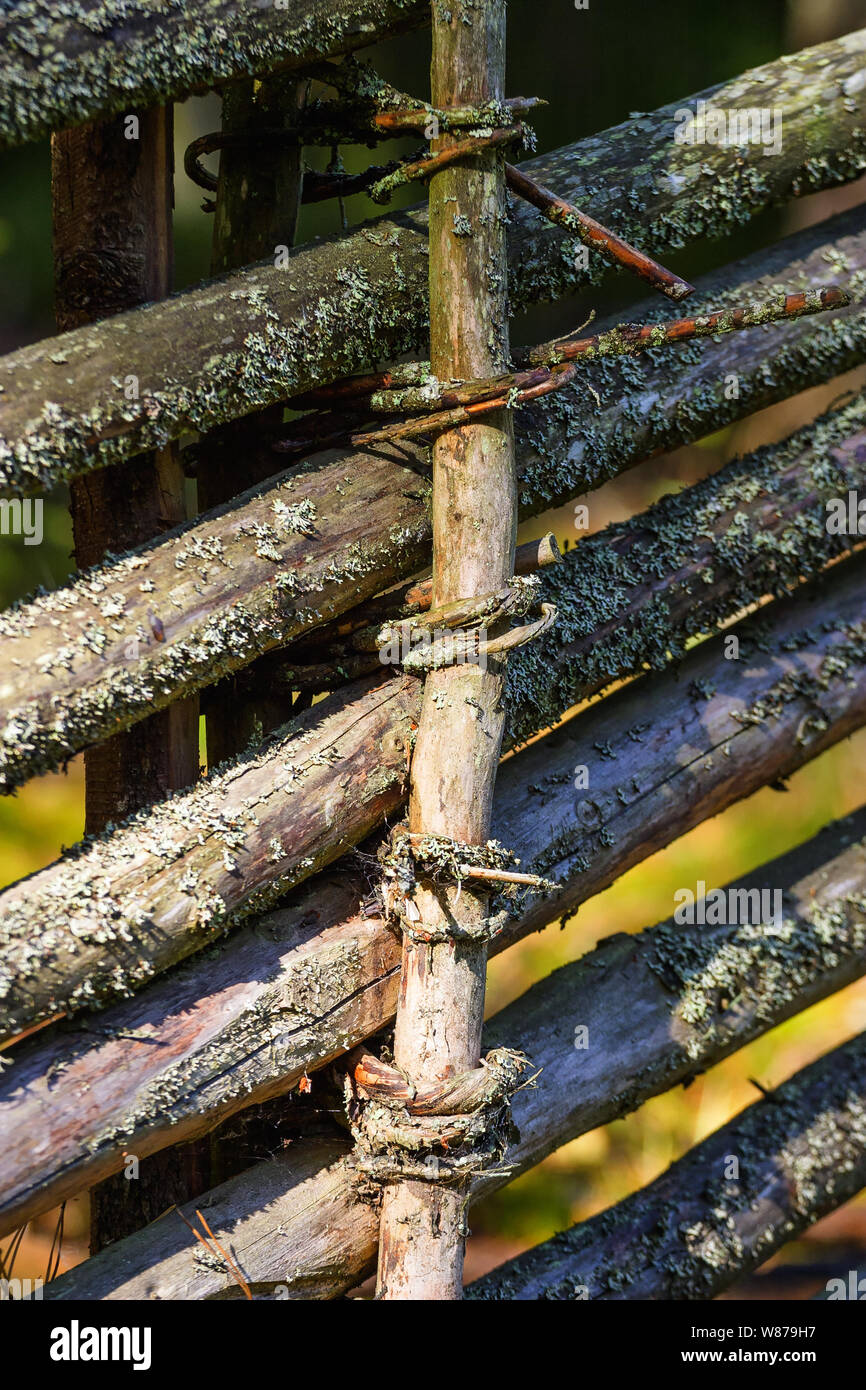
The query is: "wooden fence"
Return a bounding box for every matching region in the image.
[0,3,865,1298]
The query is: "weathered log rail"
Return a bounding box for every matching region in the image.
[2,397,865,1039]
[41,808,866,1299]
[0,0,431,151]
[2,10,866,1299]
[2,549,865,1237]
[2,30,866,492]
[471,1027,866,1301]
[3,205,866,793]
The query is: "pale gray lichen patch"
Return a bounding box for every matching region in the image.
[505,394,866,747]
[0,0,431,150]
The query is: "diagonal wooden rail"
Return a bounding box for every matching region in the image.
[2,398,865,1040]
[3,548,865,1237]
[2,10,866,1303]
[40,808,866,1299]
[1,249,865,794]
[2,30,866,493]
[471,1028,866,1300]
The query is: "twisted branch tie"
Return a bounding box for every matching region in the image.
[346,1047,534,1184]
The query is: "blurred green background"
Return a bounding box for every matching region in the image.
[2,0,866,1292]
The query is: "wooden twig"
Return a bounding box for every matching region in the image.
[505,160,695,301]
[175,1207,252,1299]
[0,1225,26,1281]
[184,102,543,197]
[3,32,866,493]
[276,363,574,453]
[370,95,544,133]
[275,287,848,455]
[400,533,561,613]
[515,285,851,367]
[45,1202,65,1283]
[301,162,405,204]
[367,127,523,203]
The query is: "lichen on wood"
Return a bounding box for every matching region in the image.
[0,446,432,792]
[1,401,865,1038]
[470,1026,866,1300]
[0,0,431,150]
[4,215,866,794]
[3,549,865,1237]
[38,804,866,1299]
[506,394,866,747]
[0,673,420,1041]
[516,204,866,512]
[3,29,866,492]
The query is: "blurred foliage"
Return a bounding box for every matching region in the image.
[1,0,865,1287]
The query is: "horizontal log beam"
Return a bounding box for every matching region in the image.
[4,549,866,1236]
[471,1027,866,1300]
[1,401,865,1039]
[42,805,866,1298]
[3,217,866,794]
[0,1,431,151]
[2,30,866,492]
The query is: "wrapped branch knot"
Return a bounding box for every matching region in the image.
[376,574,557,673]
[346,1046,534,1183]
[184,54,540,210]
[378,825,558,944]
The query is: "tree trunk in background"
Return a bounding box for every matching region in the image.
[51,105,200,1252]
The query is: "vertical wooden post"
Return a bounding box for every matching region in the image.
[52,106,201,1250]
[375,0,514,1300]
[53,108,199,832]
